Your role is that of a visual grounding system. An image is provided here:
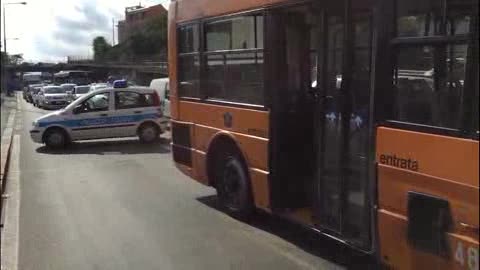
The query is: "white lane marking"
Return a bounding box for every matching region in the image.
[1,135,21,270]
[16,92,21,110]
[15,116,23,132]
[7,110,16,129]
[15,115,23,131]
[1,111,15,152]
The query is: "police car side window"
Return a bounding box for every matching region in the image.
[77,92,110,113]
[115,91,153,109]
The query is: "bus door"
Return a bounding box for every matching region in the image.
[312,0,374,249]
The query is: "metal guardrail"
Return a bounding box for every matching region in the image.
[67,59,168,71]
[67,54,167,64]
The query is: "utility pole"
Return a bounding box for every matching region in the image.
[2,6,5,95]
[2,2,27,94]
[112,18,115,45]
[3,5,7,55]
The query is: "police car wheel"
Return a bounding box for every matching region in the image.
[44,129,67,148]
[138,124,159,143]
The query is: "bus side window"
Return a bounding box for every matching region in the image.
[204,15,264,105]
[391,0,477,132]
[178,24,200,98]
[393,45,467,129]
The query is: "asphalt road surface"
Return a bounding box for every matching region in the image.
[12,96,348,270]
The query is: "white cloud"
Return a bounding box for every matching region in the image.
[1,0,169,62]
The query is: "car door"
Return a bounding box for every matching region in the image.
[112,90,156,138]
[69,91,113,140]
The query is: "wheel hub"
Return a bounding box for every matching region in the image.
[222,162,241,208]
[49,133,63,145]
[142,127,156,141]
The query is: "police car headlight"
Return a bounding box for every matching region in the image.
[32,121,38,127]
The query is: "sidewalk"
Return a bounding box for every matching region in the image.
[1,92,17,139]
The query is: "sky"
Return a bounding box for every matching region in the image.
[1,0,169,63]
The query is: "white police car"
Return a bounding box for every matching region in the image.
[30,80,168,148]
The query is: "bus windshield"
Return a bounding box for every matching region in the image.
[54,71,91,85]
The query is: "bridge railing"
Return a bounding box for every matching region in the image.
[67,54,167,66]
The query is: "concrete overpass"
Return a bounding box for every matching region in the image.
[5,60,168,86]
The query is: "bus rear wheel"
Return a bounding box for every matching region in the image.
[216,154,254,219]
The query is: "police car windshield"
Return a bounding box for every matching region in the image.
[64,91,97,110]
[93,84,108,90]
[44,87,66,94]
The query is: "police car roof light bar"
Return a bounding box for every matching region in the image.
[113,80,128,88]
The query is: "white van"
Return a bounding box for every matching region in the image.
[149,78,170,118]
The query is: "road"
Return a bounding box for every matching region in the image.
[11,95,345,270]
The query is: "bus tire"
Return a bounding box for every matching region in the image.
[215,152,254,219]
[43,127,69,149]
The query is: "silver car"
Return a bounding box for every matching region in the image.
[89,83,108,92]
[70,85,90,101]
[38,86,69,109]
[60,83,77,93]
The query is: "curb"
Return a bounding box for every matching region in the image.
[1,112,16,193]
[0,95,17,226]
[1,135,20,270]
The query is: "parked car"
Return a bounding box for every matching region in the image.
[25,83,45,103]
[60,83,77,94]
[69,85,90,101]
[23,87,28,100]
[23,72,42,96]
[149,78,170,118]
[32,86,45,107]
[89,83,108,92]
[38,86,69,109]
[30,80,168,148]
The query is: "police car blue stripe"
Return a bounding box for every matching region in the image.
[38,113,159,128]
[72,123,136,131]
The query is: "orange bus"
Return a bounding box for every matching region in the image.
[168,0,479,268]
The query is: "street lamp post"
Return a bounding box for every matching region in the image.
[2,1,26,94]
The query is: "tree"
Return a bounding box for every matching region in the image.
[96,13,168,62]
[0,52,23,65]
[92,36,112,61]
[10,54,23,65]
[130,14,168,56]
[1,51,8,64]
